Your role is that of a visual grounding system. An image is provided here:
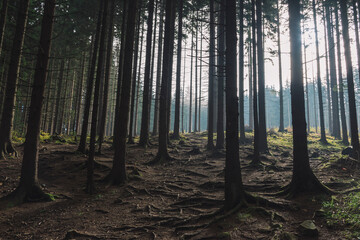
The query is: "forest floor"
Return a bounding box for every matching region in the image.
[0,131,359,239]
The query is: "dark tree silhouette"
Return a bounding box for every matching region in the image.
[0,0,8,56]
[139,0,155,147]
[277,0,284,133]
[340,0,360,155]
[0,0,30,158]
[0,0,56,206]
[312,0,327,143]
[281,0,332,197]
[173,0,183,139]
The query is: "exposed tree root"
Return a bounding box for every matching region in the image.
[148,152,175,165]
[64,230,104,240]
[274,176,335,199]
[0,184,52,210]
[0,141,18,159]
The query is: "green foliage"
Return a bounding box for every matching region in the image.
[12,131,25,143]
[322,193,360,239]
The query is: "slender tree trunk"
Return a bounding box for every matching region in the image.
[58,60,70,134]
[154,0,176,162]
[277,0,284,132]
[323,6,332,134]
[303,41,311,133]
[107,0,138,184]
[0,0,8,56]
[173,0,183,139]
[248,28,253,130]
[189,32,193,133]
[139,0,155,147]
[224,0,245,210]
[66,70,75,135]
[340,0,360,155]
[75,52,86,136]
[43,60,54,132]
[134,22,144,137]
[128,13,141,144]
[313,0,327,143]
[77,2,103,153]
[207,0,215,150]
[353,0,360,86]
[195,11,198,133]
[334,3,349,145]
[5,0,56,204]
[256,0,268,152]
[216,0,225,149]
[238,0,245,141]
[325,4,341,139]
[0,0,30,158]
[181,42,186,133]
[252,0,260,164]
[284,0,331,196]
[199,21,203,132]
[152,0,164,136]
[98,0,115,153]
[86,0,108,194]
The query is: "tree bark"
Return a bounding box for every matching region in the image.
[340,0,360,154]
[106,0,138,184]
[312,0,327,143]
[277,0,284,133]
[238,0,245,141]
[4,0,56,204]
[0,0,8,56]
[256,0,268,152]
[77,2,103,153]
[173,0,183,139]
[207,0,215,150]
[0,0,30,158]
[225,0,245,210]
[139,0,155,147]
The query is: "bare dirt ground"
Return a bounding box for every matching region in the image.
[0,132,357,239]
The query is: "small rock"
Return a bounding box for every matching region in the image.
[299,220,318,237]
[342,147,353,155]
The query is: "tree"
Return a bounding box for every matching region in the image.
[139,0,155,147]
[86,0,109,194]
[98,0,116,154]
[256,0,268,153]
[335,3,349,145]
[325,3,341,139]
[153,0,176,163]
[277,0,284,132]
[207,0,215,150]
[282,0,332,197]
[217,0,225,149]
[0,0,31,158]
[106,0,138,184]
[0,0,56,206]
[238,0,246,141]
[312,0,327,143]
[173,0,184,139]
[77,1,103,153]
[0,0,8,56]
[339,0,360,155]
[224,0,245,210]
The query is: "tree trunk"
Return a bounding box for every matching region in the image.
[256,0,268,152]
[323,6,332,134]
[173,0,183,139]
[106,0,138,184]
[303,38,310,133]
[154,0,176,162]
[152,0,164,136]
[0,0,30,158]
[128,12,141,144]
[86,0,109,194]
[335,3,349,145]
[283,0,331,197]
[248,28,253,130]
[5,0,56,204]
[238,0,245,141]
[194,11,198,133]
[277,0,284,132]
[207,0,215,150]
[77,1,103,153]
[340,0,360,155]
[224,0,245,210]
[139,0,155,147]
[58,60,70,134]
[216,0,225,149]
[312,0,327,143]
[75,52,86,136]
[189,33,194,133]
[134,21,144,137]
[325,4,341,139]
[0,0,8,56]
[251,0,260,164]
[98,0,115,153]
[353,0,360,87]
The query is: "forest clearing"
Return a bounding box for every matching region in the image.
[0,132,359,239]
